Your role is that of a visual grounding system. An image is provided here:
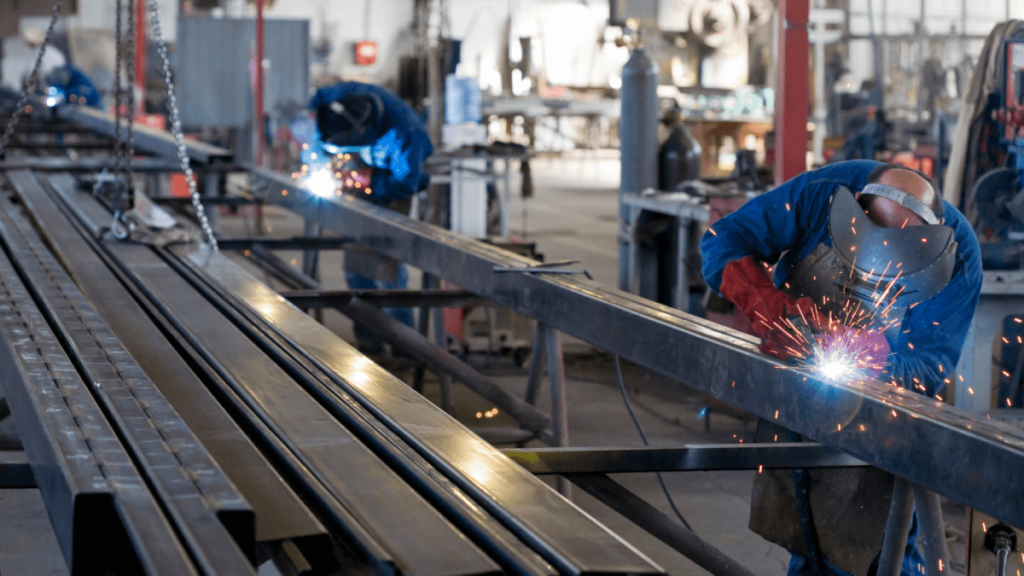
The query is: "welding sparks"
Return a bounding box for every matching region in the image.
[302,166,339,198]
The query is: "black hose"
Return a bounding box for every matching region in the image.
[613,356,693,532]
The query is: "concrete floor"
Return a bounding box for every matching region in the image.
[0,153,790,575]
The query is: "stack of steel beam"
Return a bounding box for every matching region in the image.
[0,167,666,576]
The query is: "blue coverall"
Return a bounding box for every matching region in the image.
[308,81,433,204]
[308,82,434,349]
[700,160,983,576]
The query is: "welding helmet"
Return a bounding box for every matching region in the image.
[316,92,384,150]
[828,185,957,311]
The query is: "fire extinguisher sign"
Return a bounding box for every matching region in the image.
[355,40,378,65]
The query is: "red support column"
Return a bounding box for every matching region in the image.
[255,0,266,166]
[775,0,810,186]
[135,0,146,116]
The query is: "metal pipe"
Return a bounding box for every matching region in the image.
[911,485,951,576]
[545,326,570,498]
[524,325,546,406]
[877,478,915,576]
[567,474,759,576]
[336,296,552,433]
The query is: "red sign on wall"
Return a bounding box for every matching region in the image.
[355,40,377,65]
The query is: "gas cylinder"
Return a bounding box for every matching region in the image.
[658,124,702,190]
[619,47,659,290]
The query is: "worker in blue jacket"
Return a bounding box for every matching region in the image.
[309,81,434,353]
[309,81,433,204]
[701,160,982,576]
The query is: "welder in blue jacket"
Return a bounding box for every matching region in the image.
[309,81,434,353]
[701,160,982,576]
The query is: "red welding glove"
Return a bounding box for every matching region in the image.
[720,256,825,361]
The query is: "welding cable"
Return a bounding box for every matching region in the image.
[613,355,694,532]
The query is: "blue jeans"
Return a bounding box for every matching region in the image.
[345,264,413,351]
[788,513,926,576]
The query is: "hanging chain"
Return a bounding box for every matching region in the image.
[147,0,218,250]
[112,0,135,195]
[0,0,64,159]
[113,0,125,175]
[124,0,136,194]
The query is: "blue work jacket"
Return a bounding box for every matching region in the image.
[309,81,434,204]
[701,160,983,395]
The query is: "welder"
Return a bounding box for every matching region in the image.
[309,81,434,353]
[700,160,982,576]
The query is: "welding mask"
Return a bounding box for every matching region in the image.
[828,185,957,311]
[316,92,384,151]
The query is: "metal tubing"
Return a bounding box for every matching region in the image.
[180,247,665,576]
[281,289,487,310]
[911,485,951,576]
[877,478,915,576]
[545,327,571,498]
[23,172,329,547]
[338,296,551,432]
[567,474,757,576]
[254,167,1024,526]
[524,325,547,406]
[500,443,866,474]
[0,452,35,488]
[0,192,257,574]
[0,239,198,575]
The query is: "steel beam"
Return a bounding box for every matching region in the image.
[0,234,198,575]
[104,243,501,576]
[218,237,352,251]
[501,444,867,474]
[1,172,255,574]
[57,105,232,164]
[253,165,1024,527]
[280,289,488,309]
[172,246,667,576]
[21,172,330,548]
[0,452,35,488]
[0,157,239,172]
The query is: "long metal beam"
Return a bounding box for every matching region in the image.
[252,165,1024,527]
[280,289,489,309]
[501,444,867,474]
[0,172,256,575]
[171,246,667,576]
[106,242,502,576]
[0,230,199,575]
[0,157,240,172]
[0,452,35,488]
[56,105,232,164]
[19,172,330,549]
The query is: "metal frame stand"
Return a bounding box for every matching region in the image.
[545,325,571,498]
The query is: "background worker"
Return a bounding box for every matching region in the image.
[700,160,982,576]
[309,80,434,354]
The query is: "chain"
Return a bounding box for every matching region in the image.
[0,0,64,159]
[112,0,135,196]
[124,0,136,194]
[147,0,218,250]
[113,0,124,175]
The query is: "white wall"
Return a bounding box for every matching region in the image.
[264,0,414,86]
[264,0,630,91]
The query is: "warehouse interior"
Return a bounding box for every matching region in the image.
[1,0,1024,575]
